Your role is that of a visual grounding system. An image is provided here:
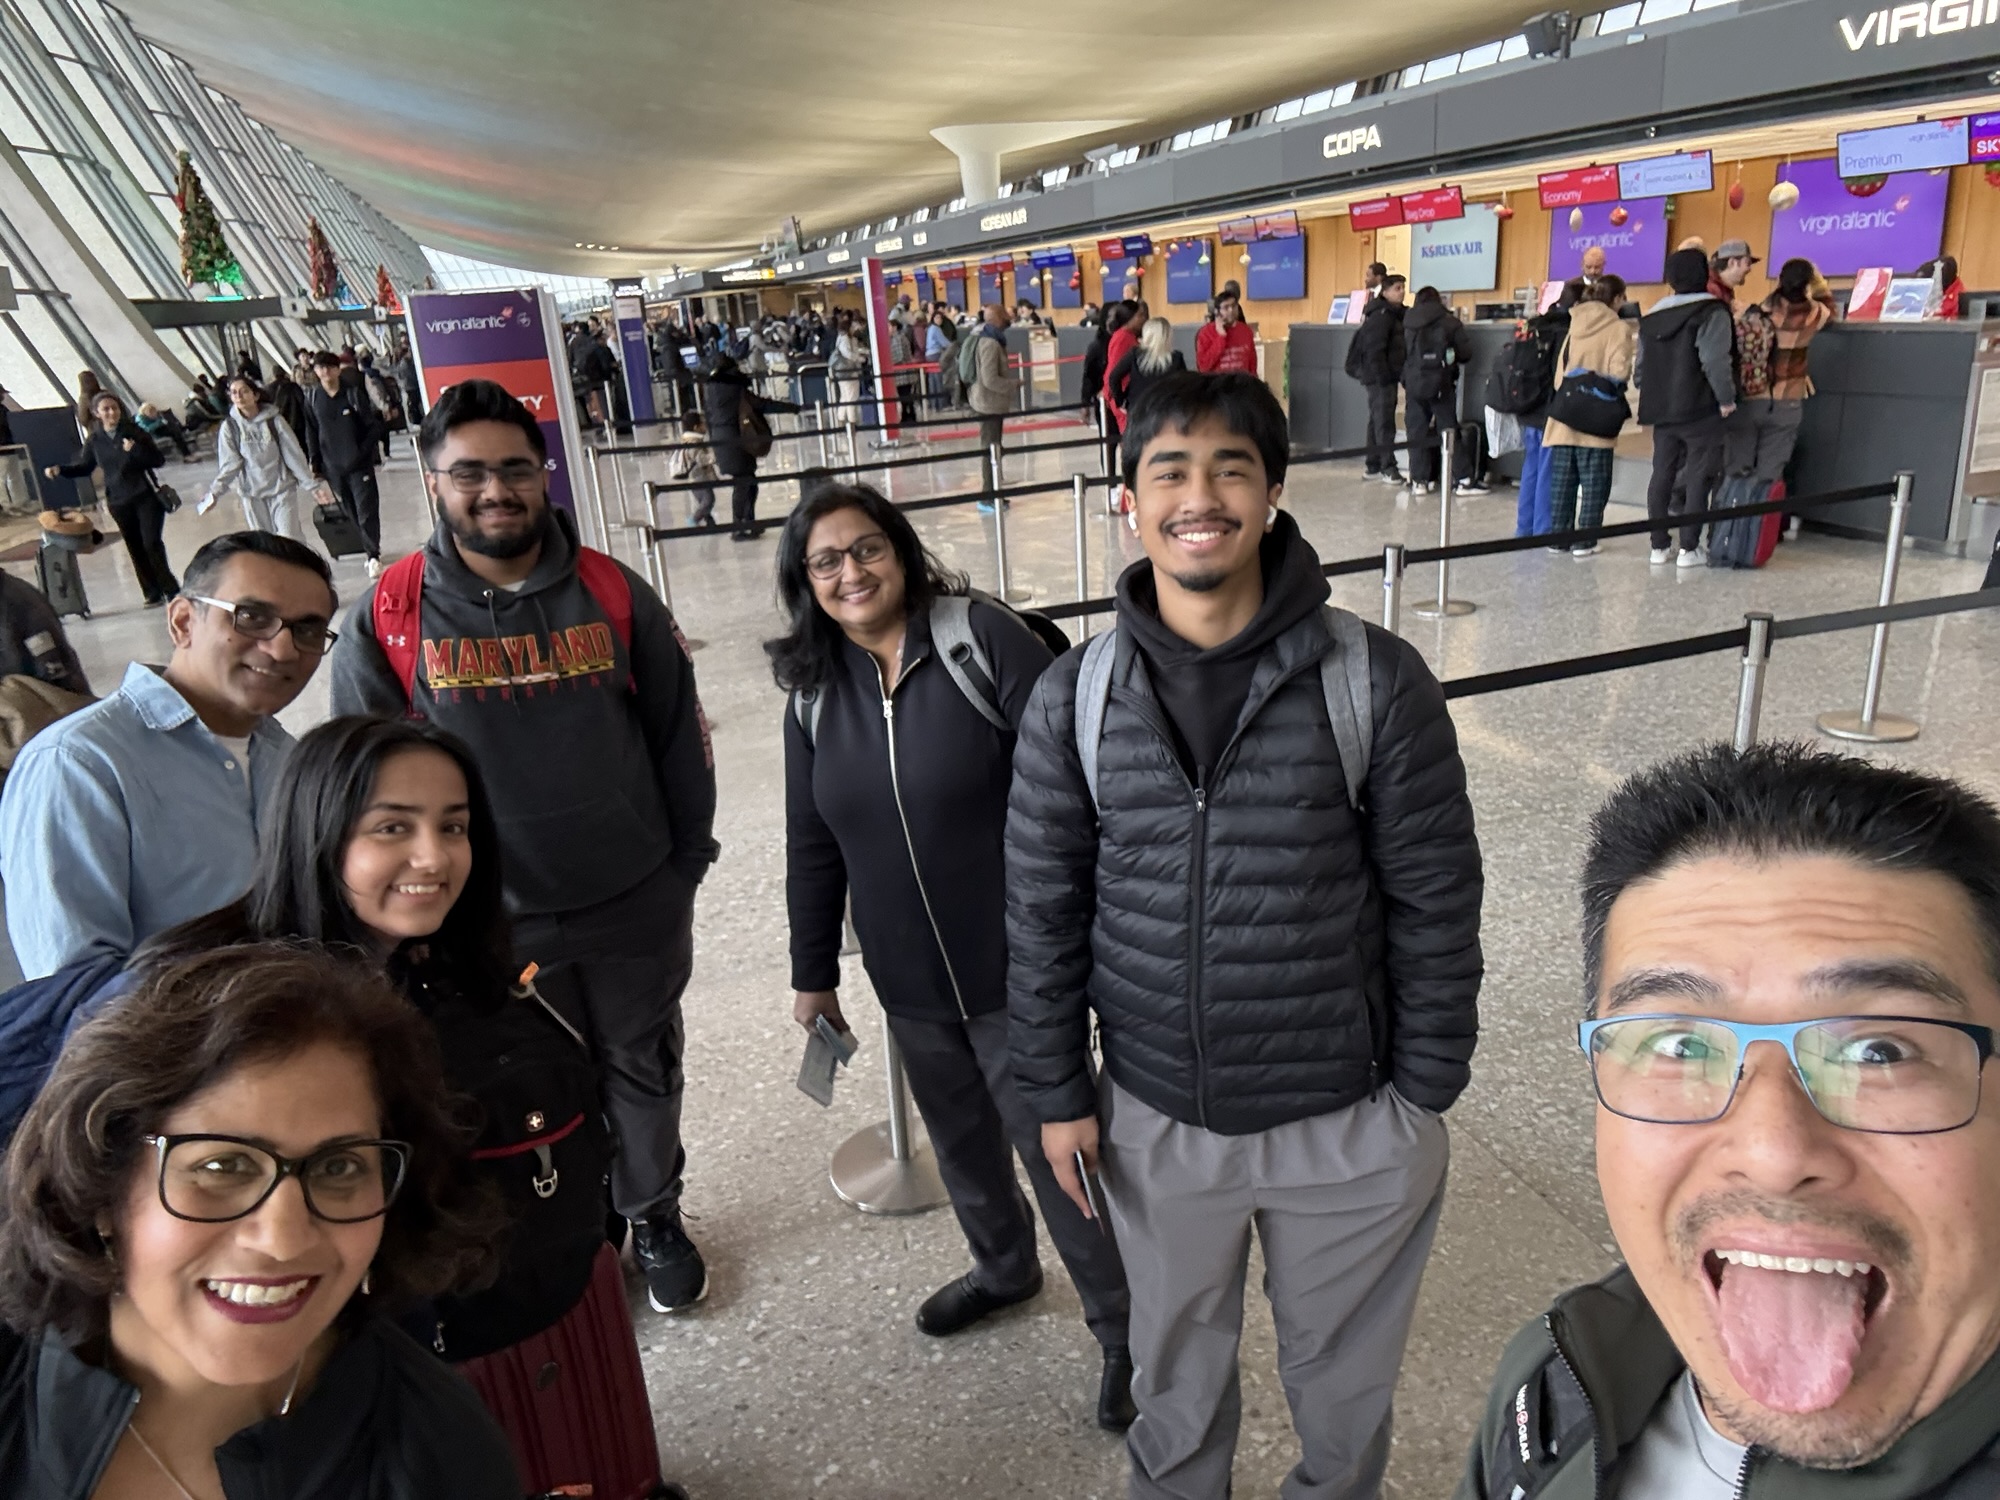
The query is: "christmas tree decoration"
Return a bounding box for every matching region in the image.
[1568,207,1584,230]
[1608,204,1629,227]
[1843,174,1887,198]
[374,265,403,315]
[1769,180,1801,210]
[306,216,340,301]
[172,150,243,291]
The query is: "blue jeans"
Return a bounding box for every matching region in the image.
[1516,426,1553,536]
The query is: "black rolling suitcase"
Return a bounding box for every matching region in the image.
[35,543,89,620]
[312,500,371,558]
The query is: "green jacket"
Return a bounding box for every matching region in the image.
[1454,1267,2000,1500]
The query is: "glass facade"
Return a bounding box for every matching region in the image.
[0,0,426,409]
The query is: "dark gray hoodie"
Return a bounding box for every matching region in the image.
[329,508,718,915]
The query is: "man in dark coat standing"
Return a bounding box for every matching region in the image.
[1007,372,1483,1500]
[1344,273,1406,483]
[701,353,797,541]
[303,350,386,572]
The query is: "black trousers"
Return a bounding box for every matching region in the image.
[1403,390,1470,488]
[326,465,381,556]
[1364,381,1399,475]
[107,494,177,602]
[1646,415,1725,551]
[888,1008,1130,1350]
[724,462,759,531]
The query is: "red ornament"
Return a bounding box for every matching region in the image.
[1845,175,1887,198]
[1727,181,1745,210]
[1608,204,1629,227]
[1984,163,2000,188]
[1492,202,1515,221]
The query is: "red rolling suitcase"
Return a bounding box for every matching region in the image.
[457,1242,670,1500]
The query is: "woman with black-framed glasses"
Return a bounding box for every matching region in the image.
[766,481,1138,1431]
[0,943,520,1499]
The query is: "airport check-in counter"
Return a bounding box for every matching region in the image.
[1288,320,1528,480]
[1791,320,2000,549]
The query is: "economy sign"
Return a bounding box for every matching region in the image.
[1537,165,1619,209]
[405,287,580,514]
[1616,150,1713,199]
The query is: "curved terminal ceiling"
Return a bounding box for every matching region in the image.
[114,0,1530,276]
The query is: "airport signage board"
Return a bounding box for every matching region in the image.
[1411,204,1501,292]
[1837,117,1968,176]
[608,277,656,426]
[1349,195,1404,230]
[1219,216,1259,244]
[1616,149,1713,199]
[1547,199,1669,284]
[1093,233,1154,259]
[1973,112,2000,159]
[1400,186,1464,224]
[1769,158,1949,274]
[1537,165,1619,209]
[405,287,580,516]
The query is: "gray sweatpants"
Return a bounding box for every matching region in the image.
[513,861,697,1221]
[1100,1079,1449,1500]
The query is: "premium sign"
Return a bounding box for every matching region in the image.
[1400,186,1464,224]
[1839,0,2000,47]
[979,206,1029,231]
[1322,123,1383,159]
[1616,150,1713,199]
[1537,165,1619,210]
[1837,118,1968,176]
[1349,196,1404,230]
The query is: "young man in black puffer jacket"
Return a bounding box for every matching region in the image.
[1006,370,1484,1500]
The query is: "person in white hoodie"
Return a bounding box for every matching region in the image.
[205,374,320,548]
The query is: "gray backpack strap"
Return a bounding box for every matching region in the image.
[1318,606,1374,811]
[791,686,824,748]
[1073,626,1118,809]
[929,594,1010,732]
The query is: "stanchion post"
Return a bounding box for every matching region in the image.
[828,1016,949,1216]
[1735,612,1773,752]
[1412,426,1475,619]
[1381,543,1405,635]
[609,447,632,526]
[845,417,857,466]
[817,401,831,466]
[1071,472,1091,639]
[990,442,1027,603]
[1816,471,1919,743]
[584,457,615,559]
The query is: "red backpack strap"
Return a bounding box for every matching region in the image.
[574,547,635,691]
[370,552,428,708]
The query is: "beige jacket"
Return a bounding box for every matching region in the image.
[1542,302,1637,451]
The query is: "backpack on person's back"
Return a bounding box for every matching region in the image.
[1484,332,1553,415]
[955,330,987,388]
[1405,318,1456,402]
[1735,302,1779,401]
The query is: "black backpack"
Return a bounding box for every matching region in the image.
[1406,317,1455,401]
[1485,328,1554,415]
[411,972,614,1361]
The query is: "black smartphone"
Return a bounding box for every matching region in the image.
[1073,1150,1111,1234]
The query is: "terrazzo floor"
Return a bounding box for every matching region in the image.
[11,410,1996,1500]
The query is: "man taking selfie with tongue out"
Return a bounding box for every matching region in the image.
[1457,742,2000,1499]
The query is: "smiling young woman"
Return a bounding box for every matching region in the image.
[0,944,517,1500]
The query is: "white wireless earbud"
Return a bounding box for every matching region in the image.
[1126,508,1139,532]
[1267,504,1279,529]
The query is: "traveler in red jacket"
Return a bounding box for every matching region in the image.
[1102,300,1149,433]
[1196,287,1257,374]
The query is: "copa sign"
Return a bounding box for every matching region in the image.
[1323,124,1384,160]
[979,207,1029,231]
[1840,0,2000,46]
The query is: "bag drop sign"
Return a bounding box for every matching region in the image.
[1323,124,1383,160]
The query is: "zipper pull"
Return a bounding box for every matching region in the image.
[882,697,894,721]
[1194,787,1207,812]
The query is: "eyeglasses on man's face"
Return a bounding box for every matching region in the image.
[1578,1013,1995,1134]
[188,595,336,655]
[143,1134,411,1224]
[806,532,892,580]
[427,459,547,496]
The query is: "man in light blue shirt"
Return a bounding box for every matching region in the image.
[0,531,337,977]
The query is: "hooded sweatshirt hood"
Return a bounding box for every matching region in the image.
[1566,300,1622,342]
[1115,508,1331,781]
[1402,299,1451,337]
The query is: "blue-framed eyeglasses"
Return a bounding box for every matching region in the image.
[1577,1014,1994,1134]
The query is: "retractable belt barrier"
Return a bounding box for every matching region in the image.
[590,401,1097,457]
[642,435,1102,498]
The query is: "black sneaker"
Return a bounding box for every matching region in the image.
[634,1211,707,1313]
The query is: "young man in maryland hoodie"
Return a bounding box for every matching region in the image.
[329,379,720,1313]
[1008,372,1484,1499]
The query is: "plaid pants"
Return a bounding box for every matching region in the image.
[1546,444,1615,535]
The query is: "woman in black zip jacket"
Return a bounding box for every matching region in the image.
[768,481,1135,1431]
[44,391,178,604]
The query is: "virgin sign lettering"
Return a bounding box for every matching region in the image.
[1538,165,1619,209]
